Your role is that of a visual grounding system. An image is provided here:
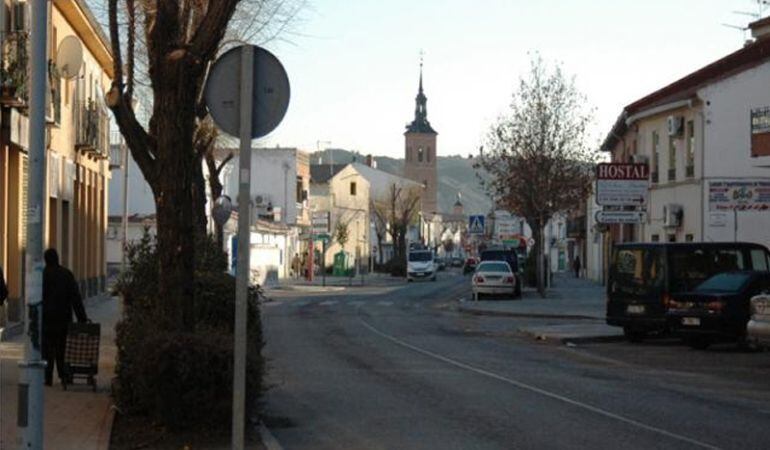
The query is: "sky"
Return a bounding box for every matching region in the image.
[259,0,767,159]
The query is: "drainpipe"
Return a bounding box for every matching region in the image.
[698,109,707,242]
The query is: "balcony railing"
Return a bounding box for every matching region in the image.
[74,99,110,159]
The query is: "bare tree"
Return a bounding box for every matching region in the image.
[370,198,388,265]
[475,55,596,297]
[373,184,422,275]
[104,0,304,332]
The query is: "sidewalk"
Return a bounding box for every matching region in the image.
[1,295,118,450]
[273,271,407,291]
[457,273,623,343]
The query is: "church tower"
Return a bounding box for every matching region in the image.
[404,59,438,215]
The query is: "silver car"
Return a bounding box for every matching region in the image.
[748,294,770,348]
[472,261,517,301]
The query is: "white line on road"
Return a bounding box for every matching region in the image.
[357,315,721,450]
[377,301,394,307]
[348,301,364,307]
[319,300,338,306]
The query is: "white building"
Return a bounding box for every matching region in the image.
[601,17,770,248]
[221,147,311,283]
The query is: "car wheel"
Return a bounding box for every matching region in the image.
[686,337,711,350]
[623,327,646,343]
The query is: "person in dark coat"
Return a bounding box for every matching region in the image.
[42,248,88,386]
[574,255,582,278]
[0,266,8,306]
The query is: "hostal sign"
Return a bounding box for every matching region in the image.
[596,163,650,206]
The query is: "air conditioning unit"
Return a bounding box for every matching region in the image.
[13,1,28,32]
[667,115,684,137]
[663,203,683,228]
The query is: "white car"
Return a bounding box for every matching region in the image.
[407,250,437,282]
[748,294,770,348]
[472,261,517,301]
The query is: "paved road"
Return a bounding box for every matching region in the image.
[262,272,770,450]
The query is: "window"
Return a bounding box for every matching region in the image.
[686,120,695,177]
[667,136,676,181]
[652,131,659,183]
[685,234,694,242]
[417,147,424,162]
[651,234,660,242]
[350,182,357,196]
[427,147,431,162]
[296,177,304,203]
[667,234,676,243]
[751,249,770,271]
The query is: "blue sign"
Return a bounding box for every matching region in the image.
[469,215,485,235]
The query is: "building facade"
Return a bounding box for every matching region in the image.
[1,0,113,333]
[403,62,438,215]
[601,17,770,250]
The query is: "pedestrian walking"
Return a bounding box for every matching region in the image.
[574,255,582,278]
[42,248,88,386]
[291,253,301,279]
[0,266,8,306]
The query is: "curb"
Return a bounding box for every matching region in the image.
[258,423,283,450]
[272,285,347,293]
[518,328,625,345]
[456,305,599,321]
[96,404,117,450]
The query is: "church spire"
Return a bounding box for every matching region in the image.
[406,53,437,135]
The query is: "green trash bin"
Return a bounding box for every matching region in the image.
[333,251,348,276]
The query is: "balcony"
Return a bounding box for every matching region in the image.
[567,216,587,239]
[0,31,28,108]
[74,99,110,160]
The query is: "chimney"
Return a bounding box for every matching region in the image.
[749,16,770,41]
[365,154,374,167]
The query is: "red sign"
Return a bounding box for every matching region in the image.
[596,163,649,180]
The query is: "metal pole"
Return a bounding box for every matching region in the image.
[734,208,738,242]
[18,0,48,448]
[232,45,254,450]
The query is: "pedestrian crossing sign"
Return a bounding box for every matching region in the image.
[469,215,485,235]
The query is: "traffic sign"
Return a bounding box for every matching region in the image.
[469,215,485,235]
[595,210,647,224]
[312,211,330,234]
[596,163,649,206]
[315,233,331,243]
[205,45,290,139]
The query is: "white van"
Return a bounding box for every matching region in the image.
[407,250,437,282]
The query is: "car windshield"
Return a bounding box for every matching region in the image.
[478,262,511,273]
[408,252,432,262]
[694,273,752,293]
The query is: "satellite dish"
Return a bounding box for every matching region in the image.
[56,36,83,80]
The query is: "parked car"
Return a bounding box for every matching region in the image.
[451,257,464,268]
[748,294,770,349]
[472,261,517,301]
[606,242,770,343]
[480,248,522,297]
[463,257,478,275]
[435,257,447,271]
[407,249,437,282]
[667,271,770,349]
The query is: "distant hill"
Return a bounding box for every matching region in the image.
[312,149,492,215]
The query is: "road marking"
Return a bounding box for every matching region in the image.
[358,315,721,450]
[377,301,393,307]
[319,300,338,306]
[348,301,364,307]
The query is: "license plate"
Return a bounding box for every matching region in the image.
[682,317,701,326]
[626,305,645,314]
[755,301,770,315]
[416,272,424,276]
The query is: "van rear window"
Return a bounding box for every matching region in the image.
[612,248,664,296]
[669,248,745,293]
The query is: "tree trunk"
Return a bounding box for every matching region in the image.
[532,220,546,298]
[151,78,199,333]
